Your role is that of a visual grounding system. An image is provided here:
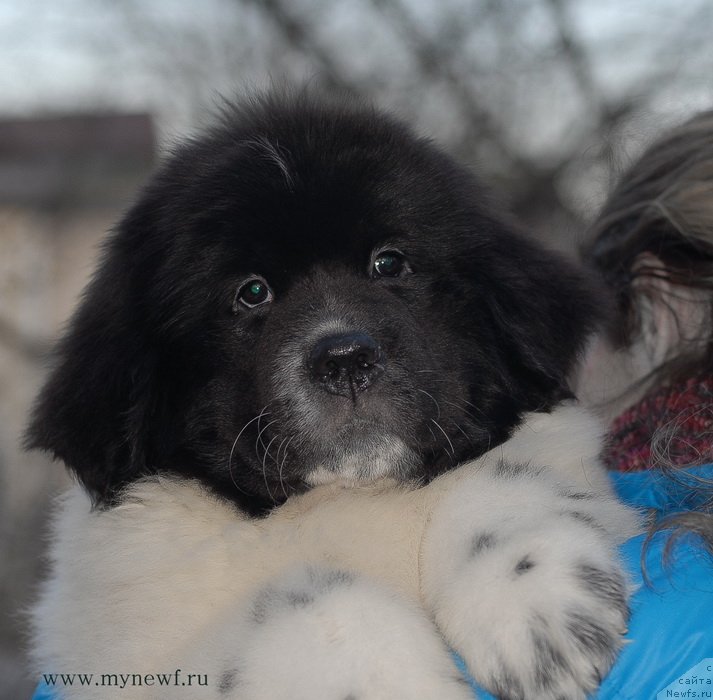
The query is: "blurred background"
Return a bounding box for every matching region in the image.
[1,1,712,697]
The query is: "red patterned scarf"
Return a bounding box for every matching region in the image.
[603,376,713,472]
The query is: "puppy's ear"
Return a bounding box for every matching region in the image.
[483,227,603,404]
[25,220,161,504]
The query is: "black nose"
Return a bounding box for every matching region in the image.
[309,332,384,397]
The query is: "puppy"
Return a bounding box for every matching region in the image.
[27,92,641,699]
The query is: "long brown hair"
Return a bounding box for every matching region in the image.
[581,110,713,560]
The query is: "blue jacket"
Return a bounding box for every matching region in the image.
[33,466,713,700]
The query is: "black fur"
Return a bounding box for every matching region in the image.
[26,90,601,515]
[470,532,497,557]
[217,669,239,695]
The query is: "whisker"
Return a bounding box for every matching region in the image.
[273,436,289,500]
[278,434,296,500]
[274,436,288,467]
[417,388,441,419]
[255,418,279,460]
[262,434,280,504]
[426,423,439,457]
[431,418,456,464]
[227,407,269,496]
[452,422,474,446]
[441,399,480,423]
[462,399,488,418]
[253,406,271,455]
[263,434,280,465]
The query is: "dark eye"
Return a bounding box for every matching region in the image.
[233,277,273,310]
[372,250,410,278]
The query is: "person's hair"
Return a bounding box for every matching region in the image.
[581,110,713,561]
[583,110,713,357]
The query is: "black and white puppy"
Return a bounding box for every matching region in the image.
[28,92,641,700]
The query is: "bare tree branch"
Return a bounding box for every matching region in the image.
[240,0,360,95]
[545,0,603,116]
[369,0,537,175]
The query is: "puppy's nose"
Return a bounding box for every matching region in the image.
[309,332,383,396]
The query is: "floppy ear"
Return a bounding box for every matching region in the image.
[482,227,604,404]
[25,222,162,505]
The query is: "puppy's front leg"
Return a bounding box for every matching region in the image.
[193,564,473,700]
[420,460,641,700]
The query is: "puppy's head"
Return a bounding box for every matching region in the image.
[27,92,601,513]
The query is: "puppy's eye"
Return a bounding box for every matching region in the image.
[234,278,273,310]
[372,250,410,278]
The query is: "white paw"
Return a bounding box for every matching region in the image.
[217,565,473,700]
[422,464,640,700]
